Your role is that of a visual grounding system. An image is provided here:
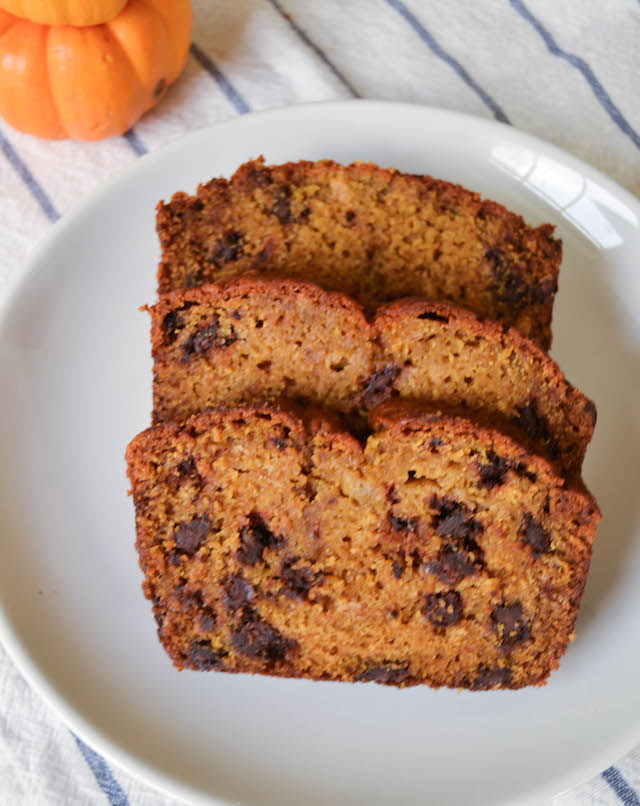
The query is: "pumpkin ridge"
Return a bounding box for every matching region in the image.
[0,10,17,36]
[134,0,171,65]
[131,0,191,83]
[134,0,172,100]
[43,25,64,137]
[103,13,147,99]
[135,0,171,35]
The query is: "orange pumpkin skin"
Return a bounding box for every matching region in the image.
[0,0,191,141]
[0,0,127,27]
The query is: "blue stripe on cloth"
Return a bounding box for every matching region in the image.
[189,42,251,114]
[0,129,60,223]
[73,733,130,806]
[383,0,510,123]
[123,128,148,156]
[602,767,640,806]
[263,0,360,97]
[510,0,640,151]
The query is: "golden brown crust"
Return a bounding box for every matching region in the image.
[126,402,600,690]
[148,275,594,475]
[156,158,561,348]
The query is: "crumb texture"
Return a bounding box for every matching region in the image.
[156,159,561,348]
[149,276,595,475]
[126,403,600,690]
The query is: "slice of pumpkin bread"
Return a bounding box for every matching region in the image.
[126,402,600,689]
[148,276,595,475]
[156,158,561,348]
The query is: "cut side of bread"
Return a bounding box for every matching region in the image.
[126,402,600,689]
[156,158,561,348]
[149,276,595,476]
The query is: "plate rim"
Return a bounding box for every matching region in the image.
[1,98,639,806]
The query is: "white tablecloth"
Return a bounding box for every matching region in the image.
[1,1,639,803]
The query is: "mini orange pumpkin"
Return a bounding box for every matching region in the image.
[0,0,127,26]
[0,0,192,140]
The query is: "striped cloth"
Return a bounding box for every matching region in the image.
[1,1,639,804]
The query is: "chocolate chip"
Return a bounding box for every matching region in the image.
[491,258,529,314]
[345,209,357,225]
[221,333,239,348]
[161,301,198,343]
[471,666,511,690]
[176,458,204,491]
[492,264,556,312]
[387,485,401,504]
[187,640,227,670]
[174,515,210,556]
[231,611,294,664]
[519,513,551,554]
[224,575,255,611]
[247,166,273,187]
[177,457,198,477]
[171,587,216,631]
[392,560,404,579]
[485,247,504,267]
[530,278,557,305]
[410,550,422,571]
[167,550,182,567]
[584,398,597,426]
[478,449,510,489]
[270,185,293,224]
[168,585,209,610]
[182,320,218,358]
[512,462,537,483]
[516,401,555,453]
[361,366,401,409]
[430,495,483,541]
[167,457,204,497]
[280,557,315,599]
[199,611,216,632]
[430,437,443,448]
[423,590,463,627]
[491,602,531,651]
[417,310,449,323]
[425,545,481,585]
[388,512,419,533]
[305,477,318,503]
[236,512,282,566]
[357,662,411,685]
[181,316,237,360]
[268,426,291,451]
[162,311,183,343]
[210,230,244,263]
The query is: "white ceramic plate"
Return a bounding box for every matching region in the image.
[1,101,639,806]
